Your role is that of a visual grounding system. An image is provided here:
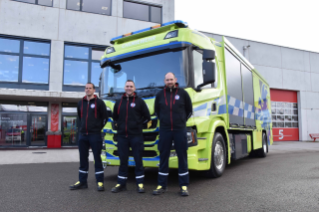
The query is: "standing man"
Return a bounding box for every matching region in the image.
[153,72,193,196]
[69,83,108,191]
[111,80,150,193]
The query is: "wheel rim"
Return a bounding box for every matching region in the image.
[214,141,224,171]
[263,136,267,153]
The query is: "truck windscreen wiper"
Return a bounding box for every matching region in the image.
[135,86,163,90]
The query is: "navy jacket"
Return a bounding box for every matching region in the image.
[155,83,192,130]
[113,93,150,136]
[77,95,108,134]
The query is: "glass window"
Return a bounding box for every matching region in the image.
[24,41,50,56]
[150,6,161,23]
[66,0,81,10]
[124,1,149,22]
[62,116,78,146]
[91,62,102,87]
[14,0,36,3]
[0,55,19,82]
[63,44,107,89]
[22,57,49,84]
[92,49,105,60]
[62,107,77,113]
[82,0,111,15]
[0,38,20,53]
[101,49,187,96]
[0,113,28,146]
[0,37,50,87]
[13,0,52,6]
[272,101,299,128]
[64,60,88,85]
[123,1,162,23]
[38,0,53,6]
[67,0,111,15]
[65,45,89,59]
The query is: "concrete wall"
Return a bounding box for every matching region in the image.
[202,32,319,141]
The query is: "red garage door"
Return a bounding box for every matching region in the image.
[270,89,299,141]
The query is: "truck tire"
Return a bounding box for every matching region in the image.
[257,133,268,158]
[204,132,226,178]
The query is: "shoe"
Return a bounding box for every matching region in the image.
[152,185,166,195]
[111,184,127,193]
[69,181,88,190]
[97,182,105,191]
[179,186,189,196]
[137,184,145,193]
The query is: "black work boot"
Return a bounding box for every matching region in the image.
[69,181,88,190]
[137,183,145,193]
[152,185,166,195]
[111,184,127,193]
[179,186,189,196]
[97,182,105,191]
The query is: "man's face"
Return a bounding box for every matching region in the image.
[125,81,135,96]
[85,84,95,96]
[164,73,177,88]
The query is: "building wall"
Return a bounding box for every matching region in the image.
[202,31,319,141]
[0,0,175,132]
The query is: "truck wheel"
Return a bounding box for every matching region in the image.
[204,132,226,178]
[257,133,268,158]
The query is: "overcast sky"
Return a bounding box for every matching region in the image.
[175,0,319,53]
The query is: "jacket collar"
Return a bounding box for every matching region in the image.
[165,83,179,91]
[83,95,98,101]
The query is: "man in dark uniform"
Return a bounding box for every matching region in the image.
[153,72,193,196]
[111,80,150,193]
[69,82,108,191]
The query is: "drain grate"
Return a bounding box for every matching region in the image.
[32,152,47,154]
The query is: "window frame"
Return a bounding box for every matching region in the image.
[66,0,112,16]
[0,35,51,90]
[13,0,53,7]
[123,0,162,24]
[63,43,108,92]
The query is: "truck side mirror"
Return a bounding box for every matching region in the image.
[202,61,215,85]
[203,49,215,60]
[196,49,215,90]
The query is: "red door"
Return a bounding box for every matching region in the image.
[270,89,299,141]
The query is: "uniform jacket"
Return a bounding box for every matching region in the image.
[155,83,193,130]
[77,95,108,134]
[113,93,150,136]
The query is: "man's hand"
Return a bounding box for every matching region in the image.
[147,120,152,129]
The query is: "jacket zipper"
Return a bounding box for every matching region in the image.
[86,100,89,135]
[125,97,129,137]
[170,88,173,131]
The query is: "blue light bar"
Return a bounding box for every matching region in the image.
[110,20,188,43]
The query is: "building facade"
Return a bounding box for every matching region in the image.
[202,31,319,142]
[0,0,174,147]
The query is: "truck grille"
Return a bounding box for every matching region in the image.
[113,150,158,158]
[113,132,158,142]
[112,119,158,130]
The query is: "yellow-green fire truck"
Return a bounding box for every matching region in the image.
[99,20,272,178]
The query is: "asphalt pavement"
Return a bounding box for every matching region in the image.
[1,142,319,212]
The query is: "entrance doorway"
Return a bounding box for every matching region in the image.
[30,115,47,146]
[62,115,78,146]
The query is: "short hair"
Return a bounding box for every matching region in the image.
[164,72,176,79]
[125,80,135,86]
[86,82,95,89]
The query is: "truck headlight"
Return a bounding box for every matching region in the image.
[187,128,197,147]
[171,128,198,149]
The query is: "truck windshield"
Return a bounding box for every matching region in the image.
[100,49,188,98]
